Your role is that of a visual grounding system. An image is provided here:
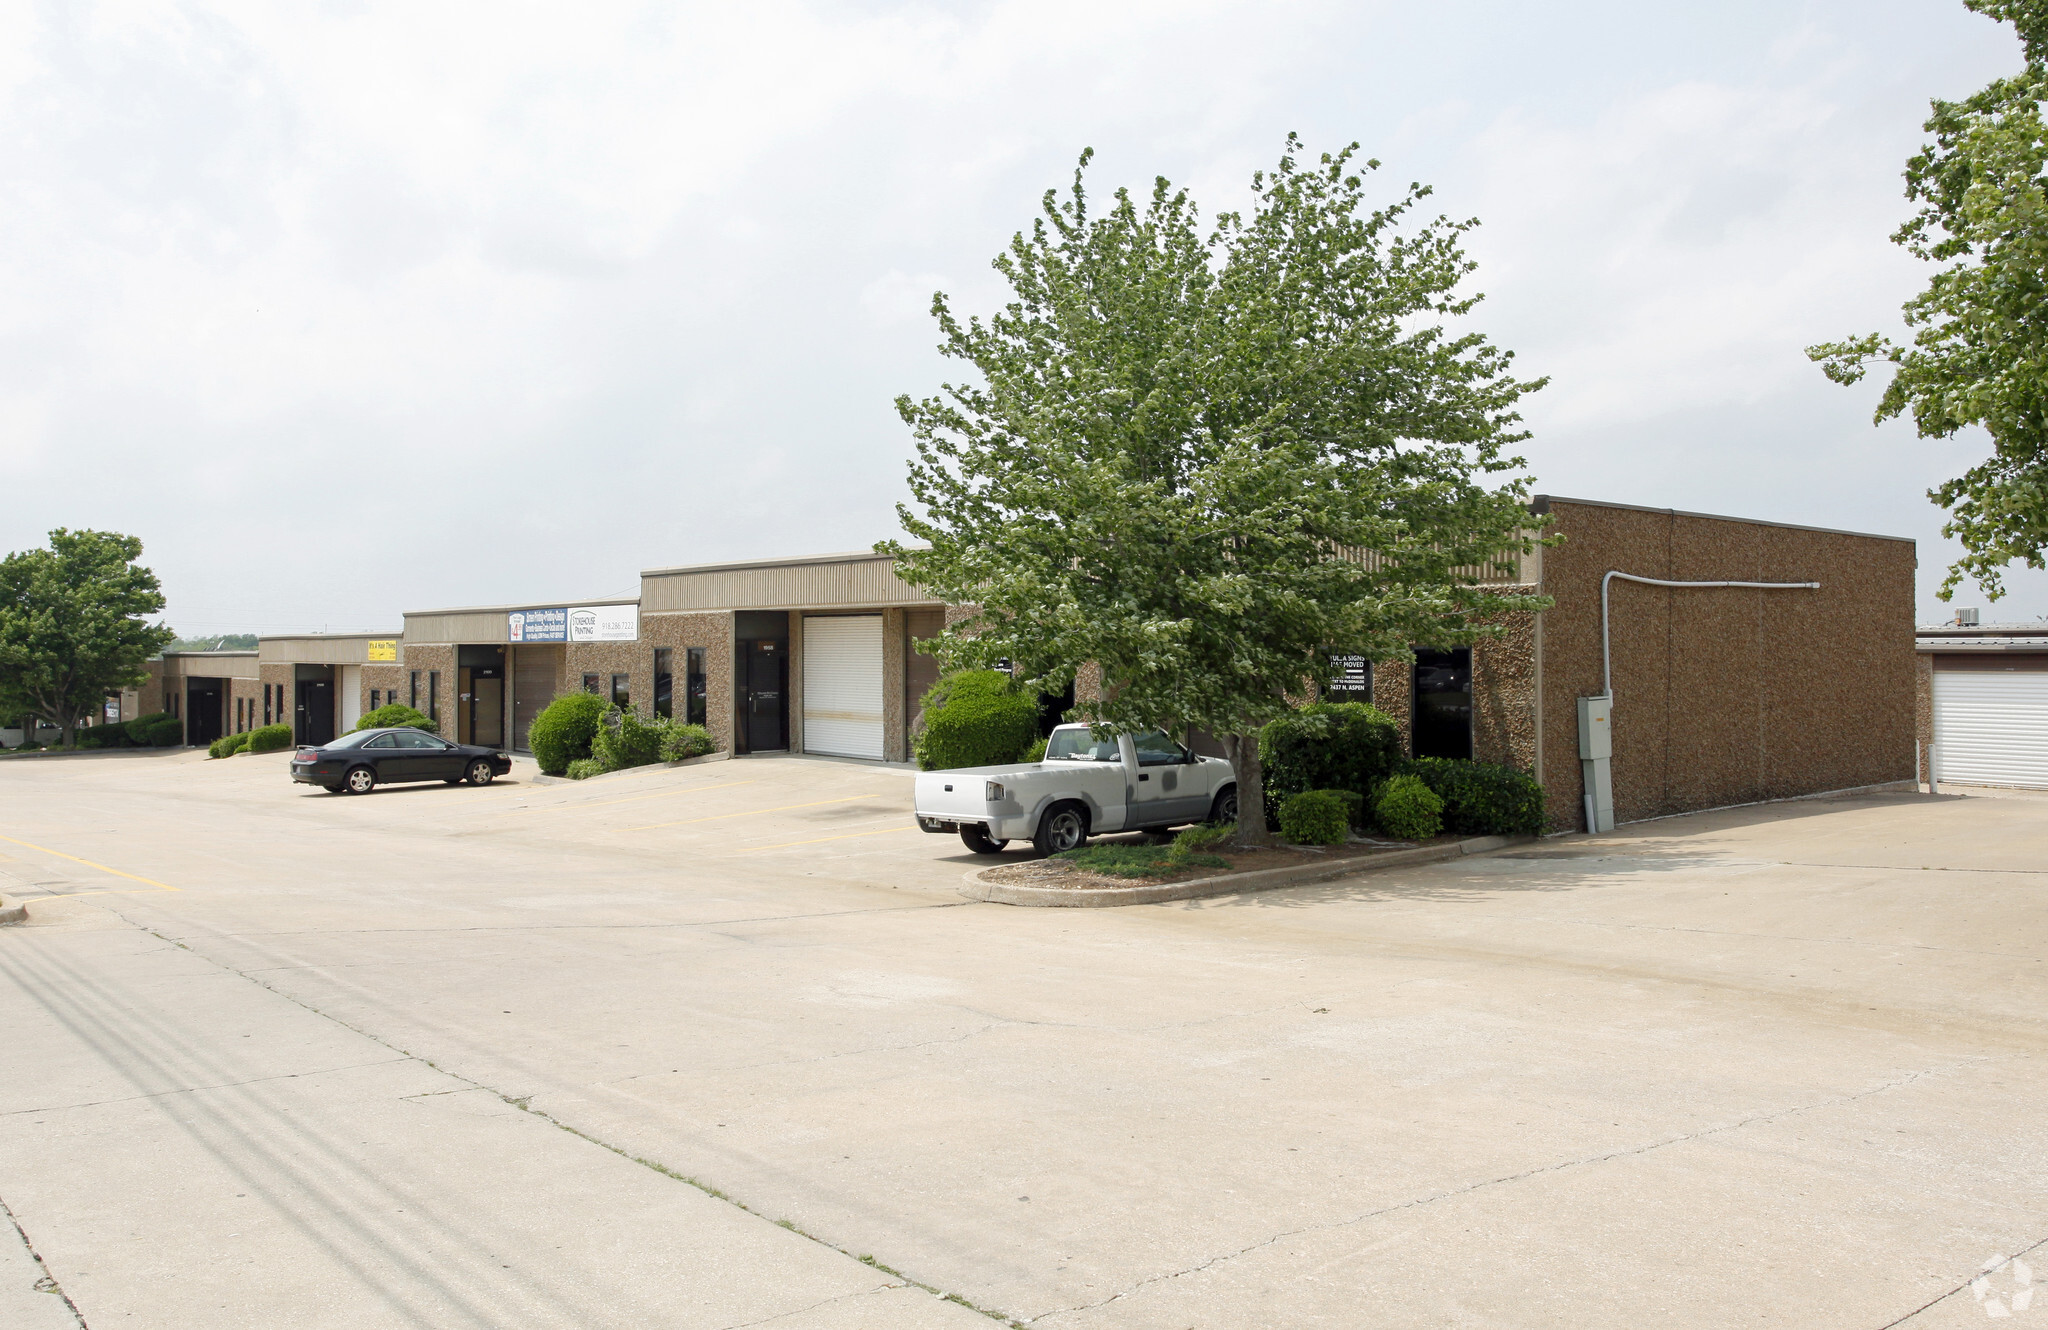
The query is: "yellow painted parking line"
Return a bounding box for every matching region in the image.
[734,826,915,853]
[502,779,758,814]
[620,794,890,832]
[0,834,178,893]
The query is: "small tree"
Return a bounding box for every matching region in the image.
[0,530,174,748]
[1809,0,2048,600]
[882,138,1549,845]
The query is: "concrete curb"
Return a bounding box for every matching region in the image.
[960,833,1531,908]
[0,895,25,925]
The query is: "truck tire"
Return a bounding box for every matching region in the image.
[1208,785,1238,825]
[1033,802,1089,857]
[960,825,1008,855]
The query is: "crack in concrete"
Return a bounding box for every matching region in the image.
[1880,1231,2048,1328]
[0,1191,89,1328]
[712,1283,906,1329]
[0,1056,414,1118]
[1026,1062,1971,1324]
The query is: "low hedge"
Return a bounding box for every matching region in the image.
[913,670,1040,772]
[530,692,608,776]
[243,723,293,754]
[565,757,608,781]
[658,723,718,762]
[1375,775,1443,840]
[124,713,183,747]
[1278,790,1349,845]
[1404,757,1545,836]
[353,704,438,734]
[77,725,133,750]
[1260,703,1403,814]
[208,731,252,759]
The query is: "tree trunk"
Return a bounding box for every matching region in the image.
[59,715,77,749]
[1226,729,1271,847]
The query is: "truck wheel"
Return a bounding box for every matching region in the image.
[1208,785,1238,825]
[1033,802,1088,857]
[960,826,1008,855]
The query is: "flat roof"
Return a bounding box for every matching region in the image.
[403,597,637,618]
[640,547,920,579]
[1532,495,1914,545]
[158,650,258,658]
[259,631,399,642]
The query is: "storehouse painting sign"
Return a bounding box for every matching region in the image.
[570,605,638,642]
[508,608,567,642]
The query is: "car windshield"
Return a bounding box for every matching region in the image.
[1043,729,1121,762]
[321,730,376,749]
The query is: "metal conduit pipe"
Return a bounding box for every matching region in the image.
[1580,570,1821,833]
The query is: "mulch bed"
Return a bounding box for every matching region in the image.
[980,834,1465,891]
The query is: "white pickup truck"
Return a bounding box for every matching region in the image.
[913,723,1240,856]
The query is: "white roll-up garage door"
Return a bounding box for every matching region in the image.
[803,615,884,760]
[1933,671,2048,789]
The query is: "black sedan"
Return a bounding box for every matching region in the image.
[290,727,512,794]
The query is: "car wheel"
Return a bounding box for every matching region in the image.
[343,766,375,795]
[1208,785,1238,825]
[960,825,1008,855]
[1033,802,1088,857]
[465,760,495,786]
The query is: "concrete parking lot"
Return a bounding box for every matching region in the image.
[0,748,2043,1328]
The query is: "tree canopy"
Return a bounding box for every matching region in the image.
[0,529,174,747]
[1809,0,2048,600]
[880,137,1549,842]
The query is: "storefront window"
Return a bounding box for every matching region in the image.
[611,674,630,709]
[428,670,439,721]
[653,649,673,718]
[686,648,706,727]
[582,673,600,694]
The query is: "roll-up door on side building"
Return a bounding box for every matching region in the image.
[513,644,562,753]
[1933,670,2048,789]
[802,615,883,760]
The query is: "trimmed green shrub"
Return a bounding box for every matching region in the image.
[1278,789,1349,845]
[529,692,609,776]
[243,723,293,754]
[657,722,718,762]
[1375,774,1443,840]
[912,670,1040,772]
[208,731,251,759]
[565,757,607,781]
[353,704,439,734]
[1259,702,1403,814]
[77,725,133,750]
[1023,736,1048,763]
[1317,788,1365,827]
[592,706,664,772]
[124,713,183,747]
[1404,757,1545,836]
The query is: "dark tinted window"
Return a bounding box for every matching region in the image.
[364,733,398,749]
[1132,730,1185,766]
[1411,648,1472,759]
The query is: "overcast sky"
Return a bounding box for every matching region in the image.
[2,0,2041,633]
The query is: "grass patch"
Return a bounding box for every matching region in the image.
[1051,844,1228,878]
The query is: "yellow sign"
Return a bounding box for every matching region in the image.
[367,640,398,662]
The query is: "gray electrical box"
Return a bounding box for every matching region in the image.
[1577,695,1612,760]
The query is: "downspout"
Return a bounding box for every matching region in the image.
[1580,571,1820,833]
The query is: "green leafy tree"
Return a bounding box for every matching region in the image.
[0,530,174,748]
[880,137,1549,845]
[1810,0,2048,600]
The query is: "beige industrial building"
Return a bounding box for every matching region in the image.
[107,494,1916,834]
[1916,618,2048,790]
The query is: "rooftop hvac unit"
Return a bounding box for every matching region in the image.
[1955,608,1980,626]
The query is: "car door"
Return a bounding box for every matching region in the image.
[397,731,461,779]
[1128,730,1196,827]
[358,732,406,779]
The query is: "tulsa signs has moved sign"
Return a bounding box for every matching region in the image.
[507,605,638,643]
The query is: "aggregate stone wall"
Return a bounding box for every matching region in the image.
[1533,499,1916,831]
[1915,653,1934,785]
[400,644,456,736]
[644,612,735,753]
[361,664,407,714]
